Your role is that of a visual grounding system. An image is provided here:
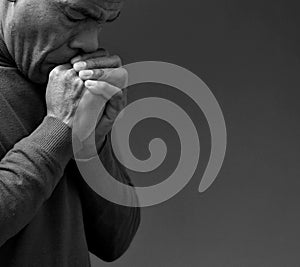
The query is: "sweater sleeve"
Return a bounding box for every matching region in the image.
[70,133,141,262]
[0,116,73,247]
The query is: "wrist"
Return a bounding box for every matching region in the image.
[74,135,107,160]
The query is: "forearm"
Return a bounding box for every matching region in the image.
[0,116,72,247]
[72,135,141,262]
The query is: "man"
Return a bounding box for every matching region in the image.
[0,0,140,266]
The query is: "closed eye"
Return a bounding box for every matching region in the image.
[56,2,121,25]
[65,7,87,22]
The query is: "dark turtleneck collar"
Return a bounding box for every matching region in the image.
[0,37,16,68]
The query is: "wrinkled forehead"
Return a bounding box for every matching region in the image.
[58,0,124,12]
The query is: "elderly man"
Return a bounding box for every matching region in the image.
[0,0,140,266]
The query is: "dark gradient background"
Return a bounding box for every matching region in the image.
[91,0,300,266]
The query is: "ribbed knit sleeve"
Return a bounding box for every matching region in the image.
[0,116,73,247]
[70,133,141,262]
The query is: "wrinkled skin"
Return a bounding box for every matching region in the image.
[1,0,127,158]
[1,0,124,84]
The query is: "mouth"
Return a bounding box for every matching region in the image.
[44,59,72,70]
[45,51,80,65]
[44,55,79,70]
[40,63,57,78]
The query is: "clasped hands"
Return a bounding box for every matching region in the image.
[45,49,127,160]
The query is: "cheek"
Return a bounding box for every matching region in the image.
[10,2,50,33]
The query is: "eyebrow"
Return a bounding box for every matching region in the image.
[61,2,121,23]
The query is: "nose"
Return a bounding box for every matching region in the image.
[69,27,101,53]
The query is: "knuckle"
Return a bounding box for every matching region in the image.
[87,58,98,68]
[74,77,84,88]
[114,93,123,102]
[65,68,76,78]
[118,90,124,99]
[89,81,108,92]
[111,55,122,65]
[95,69,103,78]
[99,81,109,90]
[96,49,109,57]
[118,67,128,77]
[112,54,121,61]
[115,67,128,87]
[49,66,60,78]
[112,88,123,100]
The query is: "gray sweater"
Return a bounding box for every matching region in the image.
[0,39,140,266]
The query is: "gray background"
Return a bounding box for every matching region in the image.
[91,0,300,266]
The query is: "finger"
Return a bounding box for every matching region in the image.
[73,55,122,72]
[70,49,109,65]
[107,91,125,115]
[79,69,104,80]
[95,109,122,143]
[94,93,125,142]
[79,67,128,89]
[105,104,120,122]
[49,64,79,86]
[94,115,112,143]
[96,106,120,135]
[105,87,127,121]
[84,80,122,101]
[99,95,124,132]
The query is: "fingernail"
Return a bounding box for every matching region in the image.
[79,70,93,79]
[85,80,96,87]
[71,56,82,64]
[73,61,86,71]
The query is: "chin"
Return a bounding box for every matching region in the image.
[28,70,49,85]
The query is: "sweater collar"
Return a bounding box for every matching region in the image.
[0,36,16,68]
